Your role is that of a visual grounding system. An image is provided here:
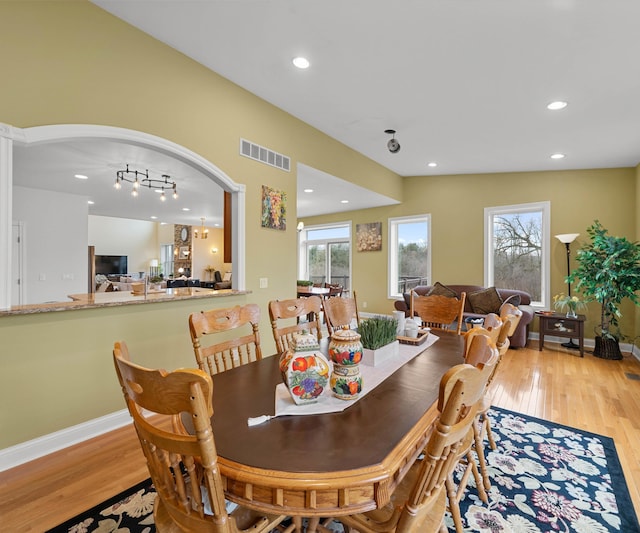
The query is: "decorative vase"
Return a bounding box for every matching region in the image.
[279,348,330,405]
[328,328,363,400]
[566,309,577,318]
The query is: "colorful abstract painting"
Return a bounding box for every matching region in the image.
[261,185,287,231]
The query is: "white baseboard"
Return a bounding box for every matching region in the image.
[0,409,131,472]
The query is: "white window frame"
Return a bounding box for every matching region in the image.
[298,221,352,289]
[388,214,431,299]
[484,201,550,308]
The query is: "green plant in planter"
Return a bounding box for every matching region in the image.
[296,280,313,287]
[149,275,163,284]
[568,220,640,359]
[359,315,398,350]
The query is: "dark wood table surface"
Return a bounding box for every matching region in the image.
[296,285,330,298]
[207,330,465,518]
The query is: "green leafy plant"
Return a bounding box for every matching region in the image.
[359,315,398,350]
[296,280,313,287]
[569,220,640,340]
[149,275,163,284]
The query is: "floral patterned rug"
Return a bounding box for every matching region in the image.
[46,408,639,533]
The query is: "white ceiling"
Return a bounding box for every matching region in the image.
[19,1,640,224]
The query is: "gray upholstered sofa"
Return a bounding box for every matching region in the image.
[394,283,534,348]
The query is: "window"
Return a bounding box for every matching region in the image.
[388,215,430,298]
[160,244,174,280]
[484,201,550,307]
[299,223,351,291]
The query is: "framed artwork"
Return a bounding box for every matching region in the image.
[356,222,382,252]
[179,246,190,258]
[261,185,287,231]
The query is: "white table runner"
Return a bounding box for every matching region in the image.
[248,334,439,425]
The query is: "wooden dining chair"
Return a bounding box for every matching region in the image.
[189,303,262,376]
[337,335,498,533]
[499,302,524,350]
[322,291,360,335]
[112,341,288,533]
[463,313,502,358]
[410,291,466,334]
[469,316,513,492]
[269,296,323,353]
[324,282,344,298]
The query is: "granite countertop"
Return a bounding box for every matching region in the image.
[0,287,249,316]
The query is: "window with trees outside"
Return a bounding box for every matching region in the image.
[388,215,430,298]
[484,201,549,307]
[298,223,351,292]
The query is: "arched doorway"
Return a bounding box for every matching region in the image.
[0,123,245,309]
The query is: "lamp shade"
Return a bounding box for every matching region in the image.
[150,259,159,267]
[555,233,580,244]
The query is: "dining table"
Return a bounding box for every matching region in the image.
[296,285,330,298]
[204,330,465,529]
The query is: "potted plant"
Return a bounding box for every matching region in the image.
[568,220,640,359]
[359,315,399,366]
[296,280,313,287]
[552,293,586,318]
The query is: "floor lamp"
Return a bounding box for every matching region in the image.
[555,233,580,349]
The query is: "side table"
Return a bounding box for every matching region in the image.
[537,312,585,357]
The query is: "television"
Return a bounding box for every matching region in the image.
[95,255,128,276]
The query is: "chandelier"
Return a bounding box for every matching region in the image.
[114,164,178,201]
[194,217,209,239]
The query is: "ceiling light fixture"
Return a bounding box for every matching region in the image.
[427,162,438,167]
[385,129,401,154]
[194,217,209,239]
[547,101,568,110]
[75,174,88,180]
[114,164,178,200]
[550,153,566,159]
[292,56,310,69]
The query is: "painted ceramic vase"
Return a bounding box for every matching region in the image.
[328,328,363,366]
[328,328,363,400]
[279,348,330,405]
[330,363,363,400]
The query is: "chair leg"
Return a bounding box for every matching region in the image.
[473,421,492,491]
[484,414,497,450]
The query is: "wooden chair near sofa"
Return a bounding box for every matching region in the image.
[322,291,360,335]
[112,341,288,533]
[410,291,466,334]
[269,296,323,352]
[337,333,498,533]
[189,303,262,376]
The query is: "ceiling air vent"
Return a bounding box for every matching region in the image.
[240,139,290,172]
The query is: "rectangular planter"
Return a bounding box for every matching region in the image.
[362,340,400,366]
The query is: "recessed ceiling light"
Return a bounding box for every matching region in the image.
[87,200,94,205]
[160,222,168,225]
[150,216,157,219]
[292,56,310,69]
[304,188,314,193]
[427,162,438,167]
[182,207,190,211]
[214,223,220,227]
[341,200,349,204]
[547,101,568,110]
[550,153,566,159]
[75,174,88,180]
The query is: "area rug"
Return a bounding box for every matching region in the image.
[46,407,639,533]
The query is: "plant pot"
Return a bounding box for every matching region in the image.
[362,340,400,366]
[593,335,622,360]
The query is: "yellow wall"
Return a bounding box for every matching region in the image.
[0,1,638,452]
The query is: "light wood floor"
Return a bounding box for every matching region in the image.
[1,342,639,531]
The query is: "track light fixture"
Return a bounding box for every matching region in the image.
[115,164,178,200]
[385,129,401,154]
